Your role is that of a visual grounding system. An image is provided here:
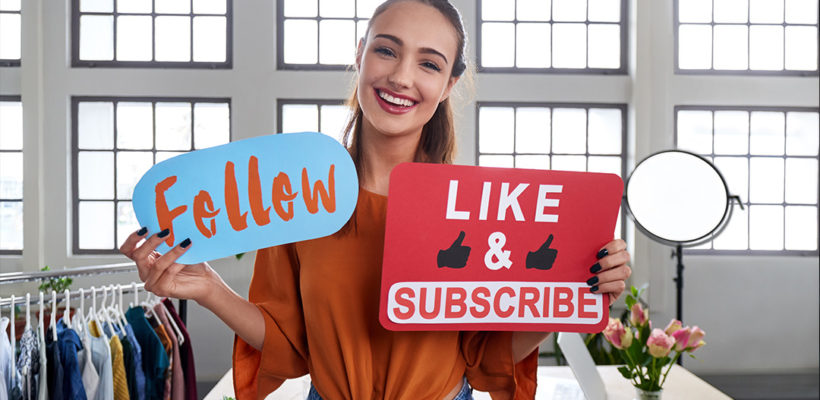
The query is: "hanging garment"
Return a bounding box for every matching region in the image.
[87,321,114,400]
[153,305,183,400]
[15,327,40,400]
[45,326,63,400]
[1,317,12,400]
[125,307,168,400]
[55,319,87,400]
[73,317,98,400]
[36,323,46,400]
[120,323,146,400]
[109,334,130,400]
[161,300,196,400]
[150,322,172,400]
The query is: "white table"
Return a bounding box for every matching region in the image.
[205,365,732,400]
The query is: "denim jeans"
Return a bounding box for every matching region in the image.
[306,377,473,400]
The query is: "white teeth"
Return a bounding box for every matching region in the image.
[379,90,415,107]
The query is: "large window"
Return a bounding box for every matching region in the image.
[478,0,627,73]
[477,102,627,237]
[72,0,233,68]
[72,97,231,254]
[0,0,21,66]
[277,0,384,69]
[675,0,819,74]
[676,106,819,254]
[277,99,350,143]
[0,96,22,253]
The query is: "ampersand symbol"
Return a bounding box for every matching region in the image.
[484,232,512,271]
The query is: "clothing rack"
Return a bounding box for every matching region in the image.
[0,262,187,324]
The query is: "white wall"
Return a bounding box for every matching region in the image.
[0,0,817,382]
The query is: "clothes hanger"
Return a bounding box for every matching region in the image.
[118,284,129,332]
[39,292,45,343]
[130,282,138,310]
[102,285,122,337]
[50,290,57,341]
[62,289,71,327]
[159,301,185,346]
[11,294,16,381]
[75,287,85,335]
[95,286,109,341]
[25,293,31,331]
[108,285,127,337]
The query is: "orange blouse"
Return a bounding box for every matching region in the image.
[232,189,538,400]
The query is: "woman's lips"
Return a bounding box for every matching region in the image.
[374,88,418,115]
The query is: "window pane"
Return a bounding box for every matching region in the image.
[552,23,586,68]
[750,0,784,23]
[785,206,818,250]
[117,0,151,13]
[117,102,154,149]
[117,151,153,200]
[749,205,784,250]
[517,0,550,21]
[155,16,191,62]
[116,16,152,61]
[0,202,23,250]
[78,152,114,199]
[749,157,784,203]
[155,0,190,14]
[285,0,317,17]
[679,25,712,69]
[80,15,114,61]
[284,20,318,64]
[713,205,748,250]
[0,13,21,60]
[479,155,513,168]
[713,111,749,155]
[552,155,586,171]
[0,0,20,10]
[192,0,226,14]
[516,23,550,68]
[79,201,114,249]
[785,158,818,204]
[714,157,749,201]
[78,102,114,150]
[282,104,319,133]
[319,20,355,65]
[588,0,620,22]
[516,155,550,169]
[193,16,227,62]
[483,0,514,21]
[194,103,230,149]
[155,102,191,151]
[588,24,620,68]
[785,26,818,71]
[0,102,23,150]
[785,0,819,23]
[677,110,713,153]
[750,111,785,155]
[749,25,784,71]
[319,0,354,18]
[515,108,550,153]
[357,0,381,18]
[357,20,368,43]
[588,108,621,154]
[588,156,621,176]
[80,0,112,12]
[713,25,748,70]
[320,105,349,143]
[553,0,586,21]
[714,0,749,23]
[786,112,819,156]
[481,23,515,67]
[479,107,514,153]
[0,153,22,199]
[679,0,713,23]
[117,201,139,249]
[552,108,586,153]
[156,151,184,163]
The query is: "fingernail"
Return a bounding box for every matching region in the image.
[597,248,608,259]
[590,263,602,273]
[587,276,599,286]
[180,238,191,248]
[157,229,170,238]
[136,227,148,236]
[590,285,599,293]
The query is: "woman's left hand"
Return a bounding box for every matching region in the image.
[588,239,631,305]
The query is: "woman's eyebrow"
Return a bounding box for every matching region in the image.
[374,33,449,64]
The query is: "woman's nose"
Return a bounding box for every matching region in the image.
[387,59,413,89]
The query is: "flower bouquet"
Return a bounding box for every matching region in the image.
[602,287,705,399]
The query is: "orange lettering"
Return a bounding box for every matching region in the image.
[224,161,248,231]
[302,165,336,214]
[193,190,220,238]
[248,156,271,226]
[155,176,187,246]
[272,172,298,221]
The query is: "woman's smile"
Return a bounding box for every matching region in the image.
[374,88,419,114]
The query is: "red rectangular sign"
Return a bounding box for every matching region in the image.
[379,163,623,332]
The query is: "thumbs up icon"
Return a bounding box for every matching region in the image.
[526,234,558,270]
[437,231,471,269]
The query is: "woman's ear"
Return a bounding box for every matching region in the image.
[439,76,460,103]
[355,38,365,71]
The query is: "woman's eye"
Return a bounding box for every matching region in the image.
[375,47,395,57]
[422,61,441,72]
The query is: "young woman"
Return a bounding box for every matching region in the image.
[120,1,632,399]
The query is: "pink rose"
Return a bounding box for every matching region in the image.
[686,326,706,352]
[603,318,633,350]
[630,303,649,327]
[664,319,682,335]
[647,328,674,358]
[671,327,691,352]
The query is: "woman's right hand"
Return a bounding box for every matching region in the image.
[119,228,217,305]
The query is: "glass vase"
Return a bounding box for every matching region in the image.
[634,387,662,400]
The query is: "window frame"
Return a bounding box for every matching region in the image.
[673,0,820,77]
[476,0,630,75]
[70,0,234,69]
[70,95,233,255]
[0,5,22,67]
[0,95,23,255]
[276,98,348,133]
[675,104,820,256]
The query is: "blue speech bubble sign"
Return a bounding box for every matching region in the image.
[132,132,358,264]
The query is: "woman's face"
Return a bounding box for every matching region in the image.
[356,1,460,140]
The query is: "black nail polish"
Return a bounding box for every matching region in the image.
[180,238,191,248]
[157,229,170,238]
[590,285,599,293]
[590,263,602,273]
[137,227,148,236]
[597,248,608,259]
[587,276,599,286]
